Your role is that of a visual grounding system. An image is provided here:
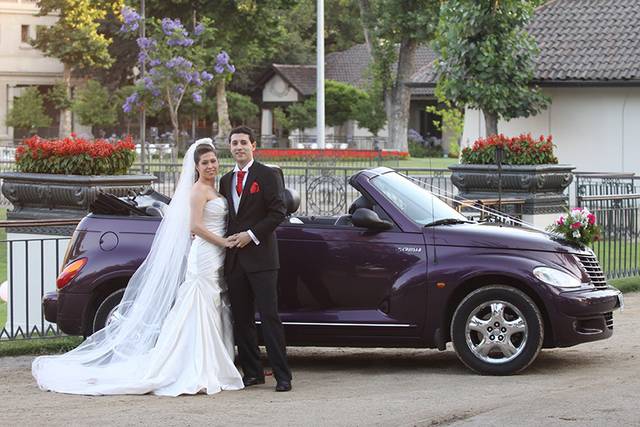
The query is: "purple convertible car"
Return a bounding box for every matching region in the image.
[43,167,623,375]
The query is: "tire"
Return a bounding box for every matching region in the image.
[92,288,126,334]
[450,285,543,375]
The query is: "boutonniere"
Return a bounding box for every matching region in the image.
[250,181,260,194]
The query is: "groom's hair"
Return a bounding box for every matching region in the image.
[228,125,256,144]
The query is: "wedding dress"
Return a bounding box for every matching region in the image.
[32,140,244,396]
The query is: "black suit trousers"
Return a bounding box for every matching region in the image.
[227,268,292,382]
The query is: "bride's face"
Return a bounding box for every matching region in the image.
[196,152,219,180]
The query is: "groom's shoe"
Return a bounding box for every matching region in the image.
[242,376,265,387]
[275,380,292,392]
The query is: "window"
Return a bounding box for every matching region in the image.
[21,25,29,43]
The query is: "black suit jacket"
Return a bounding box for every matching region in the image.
[219,161,286,273]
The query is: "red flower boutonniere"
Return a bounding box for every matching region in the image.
[250,181,260,194]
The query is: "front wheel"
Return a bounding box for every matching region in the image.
[451,285,543,375]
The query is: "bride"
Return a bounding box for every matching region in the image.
[32,139,244,396]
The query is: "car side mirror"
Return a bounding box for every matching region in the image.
[351,208,393,231]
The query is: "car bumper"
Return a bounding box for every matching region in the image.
[43,290,86,336]
[42,291,58,324]
[550,286,622,347]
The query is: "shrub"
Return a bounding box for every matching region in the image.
[254,148,408,162]
[15,135,136,175]
[461,133,557,165]
[5,87,52,132]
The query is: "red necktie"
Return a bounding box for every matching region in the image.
[235,170,246,196]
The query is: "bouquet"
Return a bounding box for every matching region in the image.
[547,207,600,246]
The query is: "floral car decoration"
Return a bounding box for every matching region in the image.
[547,207,600,246]
[461,133,558,165]
[15,134,136,175]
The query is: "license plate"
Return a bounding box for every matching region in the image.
[617,293,624,312]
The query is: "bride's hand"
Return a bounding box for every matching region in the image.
[223,236,238,248]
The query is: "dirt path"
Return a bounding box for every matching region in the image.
[1,293,638,426]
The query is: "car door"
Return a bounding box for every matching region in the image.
[276,221,427,343]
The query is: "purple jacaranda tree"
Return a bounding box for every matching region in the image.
[120,7,234,152]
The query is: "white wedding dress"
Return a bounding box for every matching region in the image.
[32,140,244,396]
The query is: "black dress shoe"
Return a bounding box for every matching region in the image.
[275,381,292,392]
[242,377,265,387]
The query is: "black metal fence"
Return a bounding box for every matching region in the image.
[575,174,640,279]
[0,221,76,341]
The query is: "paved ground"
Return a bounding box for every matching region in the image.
[1,293,638,426]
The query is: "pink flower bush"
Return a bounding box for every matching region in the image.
[547,207,600,247]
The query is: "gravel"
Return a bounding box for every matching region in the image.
[1,293,638,426]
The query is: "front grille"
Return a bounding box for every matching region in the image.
[576,253,608,289]
[605,312,614,330]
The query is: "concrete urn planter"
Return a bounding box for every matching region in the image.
[448,164,575,224]
[0,172,156,233]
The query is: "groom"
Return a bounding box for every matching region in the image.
[220,126,292,392]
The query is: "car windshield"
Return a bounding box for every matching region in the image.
[369,171,468,226]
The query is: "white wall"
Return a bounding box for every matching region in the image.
[462,87,640,174]
[0,1,63,143]
[3,232,68,335]
[262,75,299,103]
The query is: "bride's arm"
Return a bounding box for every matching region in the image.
[190,189,229,247]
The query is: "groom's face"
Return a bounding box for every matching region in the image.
[230,132,256,168]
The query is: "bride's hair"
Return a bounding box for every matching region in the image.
[194,144,216,181]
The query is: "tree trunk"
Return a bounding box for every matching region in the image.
[388,38,417,152]
[169,107,180,163]
[59,64,72,138]
[215,79,231,144]
[357,0,375,55]
[483,110,498,137]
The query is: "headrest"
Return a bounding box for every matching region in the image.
[348,195,373,215]
[283,188,300,215]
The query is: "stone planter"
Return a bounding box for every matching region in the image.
[448,164,575,226]
[0,172,156,233]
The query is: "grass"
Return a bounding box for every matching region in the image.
[592,241,640,277]
[0,336,82,357]
[610,276,640,294]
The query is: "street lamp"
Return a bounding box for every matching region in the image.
[316,0,325,149]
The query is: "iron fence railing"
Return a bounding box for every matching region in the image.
[0,220,78,341]
[578,193,640,279]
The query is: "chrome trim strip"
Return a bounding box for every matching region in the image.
[255,321,415,328]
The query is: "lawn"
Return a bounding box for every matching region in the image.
[592,241,640,277]
[609,276,640,293]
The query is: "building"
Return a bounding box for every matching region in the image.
[412,0,640,174]
[256,44,446,150]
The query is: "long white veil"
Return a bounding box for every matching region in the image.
[32,139,215,393]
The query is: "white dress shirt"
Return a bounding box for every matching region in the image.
[232,160,259,245]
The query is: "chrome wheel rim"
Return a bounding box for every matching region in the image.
[464,300,528,364]
[105,305,122,327]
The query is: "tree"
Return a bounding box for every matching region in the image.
[324,80,367,127]
[119,9,233,152]
[208,92,259,126]
[5,87,52,133]
[287,99,316,132]
[434,0,549,136]
[353,91,387,137]
[72,80,118,134]
[358,0,441,152]
[32,0,124,137]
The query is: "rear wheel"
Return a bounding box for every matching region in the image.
[450,285,543,375]
[92,288,125,334]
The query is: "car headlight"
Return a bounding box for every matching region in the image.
[533,266,584,288]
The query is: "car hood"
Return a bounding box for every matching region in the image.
[428,222,589,255]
